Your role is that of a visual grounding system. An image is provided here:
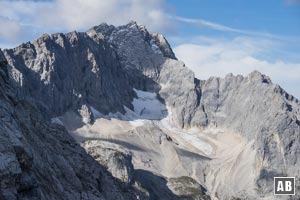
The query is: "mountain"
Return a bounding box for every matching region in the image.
[1,22,299,200]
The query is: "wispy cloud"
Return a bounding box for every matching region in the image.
[0,16,23,41]
[171,16,297,41]
[285,0,300,5]
[172,16,239,33]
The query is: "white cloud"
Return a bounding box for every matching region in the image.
[0,16,23,41]
[39,0,170,31]
[173,37,300,98]
[0,0,174,40]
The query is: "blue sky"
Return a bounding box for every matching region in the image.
[169,0,300,36]
[0,0,299,98]
[167,0,300,61]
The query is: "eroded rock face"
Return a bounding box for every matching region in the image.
[3,32,134,119]
[167,176,211,200]
[0,49,145,200]
[188,72,300,196]
[82,141,134,189]
[134,171,210,200]
[87,21,176,91]
[160,63,300,198]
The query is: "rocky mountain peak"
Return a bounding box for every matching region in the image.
[247,70,272,84]
[87,21,176,60]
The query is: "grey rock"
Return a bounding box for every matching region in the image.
[82,141,134,189]
[134,170,210,200]
[167,176,211,200]
[159,59,201,128]
[0,49,146,200]
[194,72,300,196]
[159,64,300,198]
[158,62,300,198]
[3,32,134,119]
[87,21,175,91]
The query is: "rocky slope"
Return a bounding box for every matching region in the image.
[1,22,300,199]
[0,49,154,200]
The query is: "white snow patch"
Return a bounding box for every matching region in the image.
[129,89,167,120]
[90,89,167,121]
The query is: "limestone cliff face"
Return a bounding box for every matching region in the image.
[4,21,177,119]
[3,32,134,118]
[159,62,300,195]
[87,21,176,91]
[0,49,147,200]
[204,73,300,195]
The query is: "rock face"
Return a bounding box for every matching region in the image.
[3,21,175,118]
[134,171,211,200]
[82,141,134,189]
[161,66,300,196]
[0,49,146,200]
[4,32,134,119]
[167,176,211,200]
[1,21,300,200]
[87,21,176,91]
[194,72,300,196]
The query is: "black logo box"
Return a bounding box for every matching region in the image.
[274,177,295,195]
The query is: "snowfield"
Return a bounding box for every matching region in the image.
[129,89,168,120]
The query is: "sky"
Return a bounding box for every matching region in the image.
[0,0,299,98]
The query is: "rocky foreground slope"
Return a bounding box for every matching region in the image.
[1,22,300,199]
